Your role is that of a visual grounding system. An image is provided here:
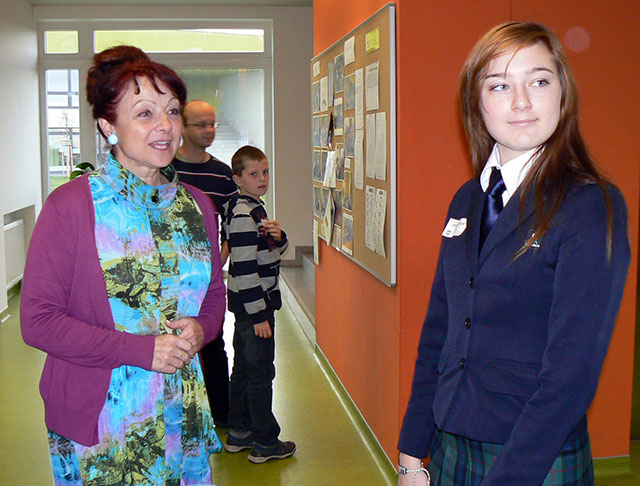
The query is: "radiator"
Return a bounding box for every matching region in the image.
[4,219,25,288]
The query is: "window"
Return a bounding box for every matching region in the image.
[44,69,80,191]
[44,30,78,54]
[38,21,273,197]
[94,29,264,53]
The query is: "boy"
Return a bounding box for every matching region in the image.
[222,145,295,463]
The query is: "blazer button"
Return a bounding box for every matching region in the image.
[459,358,466,369]
[467,277,475,288]
[464,317,471,329]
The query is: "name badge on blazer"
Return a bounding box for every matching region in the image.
[442,218,467,238]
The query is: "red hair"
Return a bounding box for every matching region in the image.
[86,45,186,138]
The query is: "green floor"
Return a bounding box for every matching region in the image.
[0,290,394,485]
[1,288,639,485]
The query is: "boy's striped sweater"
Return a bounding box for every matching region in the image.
[223,195,288,323]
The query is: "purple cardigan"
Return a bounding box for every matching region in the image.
[20,175,226,447]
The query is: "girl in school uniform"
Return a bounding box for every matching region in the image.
[397,21,630,486]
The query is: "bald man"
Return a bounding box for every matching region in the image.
[174,100,238,217]
[173,100,237,428]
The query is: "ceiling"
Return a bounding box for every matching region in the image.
[29,0,312,6]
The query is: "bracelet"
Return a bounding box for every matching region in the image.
[398,461,430,486]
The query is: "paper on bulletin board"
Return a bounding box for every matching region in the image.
[328,61,334,107]
[334,53,344,93]
[365,113,376,179]
[365,185,376,251]
[354,130,364,189]
[374,188,387,257]
[365,62,379,111]
[334,97,344,136]
[312,81,320,113]
[342,213,354,255]
[375,111,387,180]
[344,36,356,65]
[320,76,328,112]
[322,192,334,245]
[365,27,380,53]
[355,68,364,129]
[323,150,337,188]
[332,226,342,251]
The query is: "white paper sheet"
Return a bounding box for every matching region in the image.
[323,150,337,188]
[365,113,376,179]
[374,188,387,257]
[344,36,356,65]
[365,62,379,111]
[365,185,376,251]
[355,68,364,129]
[375,111,387,181]
[354,130,364,190]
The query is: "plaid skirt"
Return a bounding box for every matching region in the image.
[427,429,594,486]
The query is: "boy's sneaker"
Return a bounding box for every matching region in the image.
[248,440,296,464]
[224,432,253,453]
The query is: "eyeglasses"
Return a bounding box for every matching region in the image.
[185,121,219,129]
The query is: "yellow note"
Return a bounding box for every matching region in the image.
[365,27,380,53]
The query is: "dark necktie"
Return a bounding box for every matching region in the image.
[479,167,506,249]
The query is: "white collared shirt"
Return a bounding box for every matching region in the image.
[480,144,539,205]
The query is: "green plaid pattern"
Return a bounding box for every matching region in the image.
[427,429,594,485]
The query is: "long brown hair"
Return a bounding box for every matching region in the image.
[459,22,612,257]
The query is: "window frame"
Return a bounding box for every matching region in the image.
[37,19,274,210]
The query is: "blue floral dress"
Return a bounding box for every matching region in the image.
[48,154,222,486]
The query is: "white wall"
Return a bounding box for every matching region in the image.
[271,8,313,256]
[0,0,42,313]
[34,4,314,258]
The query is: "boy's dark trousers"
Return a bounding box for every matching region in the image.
[228,312,281,445]
[199,331,230,426]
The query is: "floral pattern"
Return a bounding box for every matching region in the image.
[48,154,221,485]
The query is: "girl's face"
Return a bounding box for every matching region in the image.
[480,43,562,164]
[101,77,182,183]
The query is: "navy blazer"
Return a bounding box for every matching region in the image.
[398,179,630,485]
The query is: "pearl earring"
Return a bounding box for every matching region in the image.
[107,133,119,145]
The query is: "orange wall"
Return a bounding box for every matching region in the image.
[314,0,639,461]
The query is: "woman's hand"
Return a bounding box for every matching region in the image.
[152,318,205,374]
[152,334,192,374]
[167,317,205,356]
[397,453,430,486]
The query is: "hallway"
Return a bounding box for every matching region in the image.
[3,285,640,485]
[0,289,394,485]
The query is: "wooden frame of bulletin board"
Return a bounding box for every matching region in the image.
[310,3,396,286]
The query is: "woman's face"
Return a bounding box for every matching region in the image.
[480,43,562,163]
[102,77,182,182]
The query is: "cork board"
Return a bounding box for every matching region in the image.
[310,3,396,286]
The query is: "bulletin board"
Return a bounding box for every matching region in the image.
[310,3,396,286]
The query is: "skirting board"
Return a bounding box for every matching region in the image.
[280,277,316,345]
[314,346,397,485]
